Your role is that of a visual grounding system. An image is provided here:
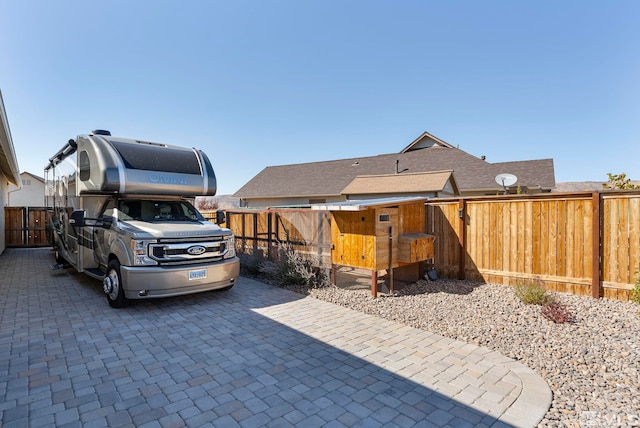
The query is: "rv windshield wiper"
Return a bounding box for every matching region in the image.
[175,216,202,222]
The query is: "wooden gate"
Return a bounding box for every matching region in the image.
[4,207,50,247]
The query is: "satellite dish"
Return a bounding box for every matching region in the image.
[495,173,517,187]
[495,173,517,194]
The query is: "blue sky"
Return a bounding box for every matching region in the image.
[1,1,638,195]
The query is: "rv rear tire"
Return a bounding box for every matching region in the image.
[105,259,128,308]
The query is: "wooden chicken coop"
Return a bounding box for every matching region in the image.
[313,197,435,297]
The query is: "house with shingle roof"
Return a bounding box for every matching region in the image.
[7,172,45,207]
[234,132,555,208]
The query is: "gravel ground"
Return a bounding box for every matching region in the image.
[273,277,640,427]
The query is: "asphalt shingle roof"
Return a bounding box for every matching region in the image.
[234,146,555,198]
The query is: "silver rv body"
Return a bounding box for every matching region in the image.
[45,131,240,308]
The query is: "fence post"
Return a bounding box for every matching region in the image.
[241,214,246,253]
[591,192,601,299]
[267,212,273,260]
[226,211,234,254]
[253,213,258,254]
[458,198,466,280]
[371,270,378,298]
[317,212,324,258]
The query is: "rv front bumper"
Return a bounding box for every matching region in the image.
[120,257,240,299]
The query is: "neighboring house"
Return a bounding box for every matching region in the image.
[553,181,640,192]
[553,182,606,192]
[234,131,555,208]
[0,90,22,254]
[8,171,45,207]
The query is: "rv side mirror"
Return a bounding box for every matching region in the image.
[100,216,113,228]
[70,210,86,228]
[215,210,226,224]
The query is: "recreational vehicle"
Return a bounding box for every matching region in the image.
[45,130,240,308]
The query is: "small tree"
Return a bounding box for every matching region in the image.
[603,173,640,190]
[196,197,219,211]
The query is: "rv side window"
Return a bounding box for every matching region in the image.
[110,141,201,174]
[119,201,141,220]
[176,202,203,220]
[79,151,90,181]
[101,199,118,219]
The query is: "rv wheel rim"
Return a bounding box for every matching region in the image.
[104,270,119,300]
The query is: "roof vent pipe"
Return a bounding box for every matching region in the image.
[395,159,408,174]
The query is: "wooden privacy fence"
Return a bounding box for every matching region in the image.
[208,192,639,301]
[426,191,640,301]
[219,209,333,266]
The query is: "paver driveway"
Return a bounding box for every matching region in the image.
[0,248,550,427]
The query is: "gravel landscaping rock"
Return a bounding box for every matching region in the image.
[277,278,640,427]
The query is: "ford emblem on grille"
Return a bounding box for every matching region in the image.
[187,245,206,255]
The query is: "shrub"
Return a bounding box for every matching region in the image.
[513,278,554,305]
[631,271,640,305]
[541,301,573,323]
[260,243,330,288]
[238,252,263,276]
[602,172,640,190]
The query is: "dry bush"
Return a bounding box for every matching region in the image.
[541,301,573,323]
[513,278,554,305]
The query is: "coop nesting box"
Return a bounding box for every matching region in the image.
[315,198,435,284]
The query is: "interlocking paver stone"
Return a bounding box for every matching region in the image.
[0,248,550,427]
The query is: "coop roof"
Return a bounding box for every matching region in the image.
[311,196,428,211]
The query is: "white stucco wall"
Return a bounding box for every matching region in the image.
[1,89,21,254]
[0,179,7,253]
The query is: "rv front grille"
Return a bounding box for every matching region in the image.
[149,240,228,263]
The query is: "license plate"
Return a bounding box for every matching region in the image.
[189,269,207,280]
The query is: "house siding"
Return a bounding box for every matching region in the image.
[8,173,45,207]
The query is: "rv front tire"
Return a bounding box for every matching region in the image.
[105,259,128,308]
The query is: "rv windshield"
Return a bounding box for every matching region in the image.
[118,200,205,222]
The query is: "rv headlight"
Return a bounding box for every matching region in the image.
[223,235,236,259]
[131,240,156,266]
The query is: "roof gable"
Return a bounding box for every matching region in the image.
[341,171,456,195]
[400,131,455,153]
[20,171,45,183]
